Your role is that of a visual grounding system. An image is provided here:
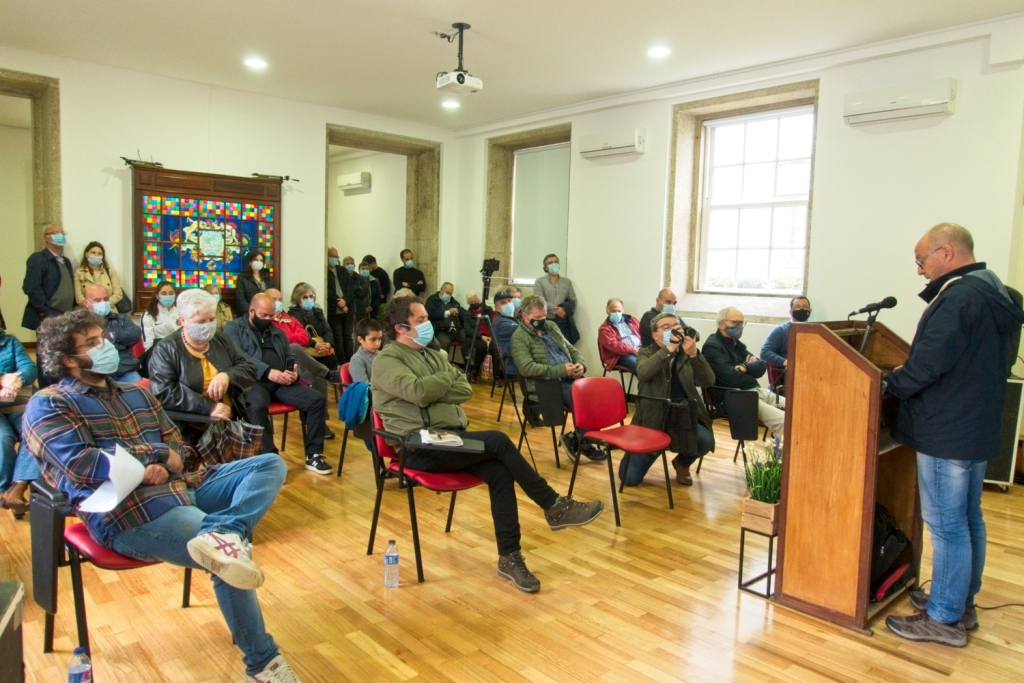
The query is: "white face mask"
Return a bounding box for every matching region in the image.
[251,261,264,272]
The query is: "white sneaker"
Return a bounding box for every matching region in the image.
[247,655,301,683]
[186,531,264,590]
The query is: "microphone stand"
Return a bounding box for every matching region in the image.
[858,310,880,355]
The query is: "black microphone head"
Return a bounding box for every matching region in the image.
[881,296,897,309]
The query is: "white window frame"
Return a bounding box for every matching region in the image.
[696,105,814,295]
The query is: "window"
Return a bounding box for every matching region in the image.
[697,106,814,294]
[510,142,570,284]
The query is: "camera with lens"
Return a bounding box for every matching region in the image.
[672,326,700,342]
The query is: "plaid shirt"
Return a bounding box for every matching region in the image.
[23,377,207,547]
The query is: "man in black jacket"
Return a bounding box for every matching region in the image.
[639,288,682,348]
[701,307,785,435]
[21,223,75,331]
[81,284,143,383]
[225,293,331,474]
[425,282,465,352]
[363,254,391,302]
[884,223,1024,647]
[326,247,355,363]
[392,249,427,296]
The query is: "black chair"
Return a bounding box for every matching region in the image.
[491,349,520,423]
[515,373,569,470]
[724,389,761,465]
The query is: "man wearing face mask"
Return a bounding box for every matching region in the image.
[80,284,143,384]
[22,223,75,331]
[425,282,465,353]
[761,296,811,370]
[533,254,579,345]
[491,290,519,378]
[598,298,641,376]
[372,296,604,593]
[702,307,785,436]
[225,293,332,474]
[392,249,427,296]
[461,292,492,381]
[326,247,355,363]
[639,289,685,348]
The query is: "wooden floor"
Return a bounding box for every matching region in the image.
[2,381,1024,682]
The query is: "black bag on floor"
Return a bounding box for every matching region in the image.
[871,504,909,593]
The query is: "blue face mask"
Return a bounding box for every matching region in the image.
[724,323,744,340]
[79,339,119,375]
[345,263,355,273]
[50,233,67,246]
[87,255,104,267]
[500,302,515,317]
[546,262,560,275]
[441,293,451,303]
[360,269,371,278]
[404,259,415,268]
[662,303,676,315]
[91,301,111,317]
[212,294,221,304]
[328,257,340,268]
[301,298,315,311]
[404,320,434,347]
[662,329,673,346]
[274,300,284,314]
[159,295,176,308]
[512,298,521,310]
[608,312,623,324]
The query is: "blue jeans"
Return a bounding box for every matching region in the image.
[917,453,987,624]
[109,453,286,675]
[616,355,637,376]
[619,424,715,486]
[112,370,143,384]
[0,413,37,489]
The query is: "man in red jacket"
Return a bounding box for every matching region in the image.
[597,298,642,376]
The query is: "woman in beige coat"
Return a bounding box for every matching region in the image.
[73,241,124,307]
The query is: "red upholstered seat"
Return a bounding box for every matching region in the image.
[385,461,483,491]
[136,378,151,391]
[339,362,354,386]
[131,340,145,358]
[268,403,297,416]
[584,424,671,453]
[64,523,158,570]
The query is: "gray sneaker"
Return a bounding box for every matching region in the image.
[909,589,978,631]
[885,610,967,647]
[544,496,603,530]
[497,551,541,593]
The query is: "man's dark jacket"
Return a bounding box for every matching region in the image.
[21,248,74,330]
[326,266,358,319]
[103,313,143,375]
[224,316,295,381]
[702,329,766,414]
[886,263,1024,462]
[392,265,427,295]
[148,331,256,417]
[425,293,465,335]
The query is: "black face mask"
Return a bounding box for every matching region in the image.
[251,315,272,331]
[529,318,546,330]
[792,309,811,322]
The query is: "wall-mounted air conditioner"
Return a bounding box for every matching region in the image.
[337,171,371,193]
[579,128,646,159]
[843,79,957,126]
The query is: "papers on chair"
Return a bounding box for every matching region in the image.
[78,444,145,513]
[418,429,464,446]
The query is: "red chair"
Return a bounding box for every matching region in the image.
[568,377,673,526]
[366,411,484,582]
[269,403,300,449]
[601,364,635,398]
[336,362,355,477]
[131,340,145,358]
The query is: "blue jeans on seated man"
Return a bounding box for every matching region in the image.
[615,355,637,376]
[112,370,143,384]
[619,424,714,486]
[109,453,286,677]
[0,413,39,490]
[917,453,987,625]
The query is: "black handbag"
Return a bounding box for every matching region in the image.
[115,292,133,314]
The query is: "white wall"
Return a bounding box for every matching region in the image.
[0,123,34,341]
[326,152,407,289]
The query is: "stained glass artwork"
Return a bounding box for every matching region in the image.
[259,205,274,222]
[143,195,162,214]
[163,197,180,216]
[181,198,198,217]
[243,203,258,220]
[142,215,161,240]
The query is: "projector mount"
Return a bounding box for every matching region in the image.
[434,22,472,76]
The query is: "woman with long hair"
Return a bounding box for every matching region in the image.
[203,283,234,332]
[287,282,339,370]
[235,251,273,317]
[73,241,125,307]
[141,280,180,350]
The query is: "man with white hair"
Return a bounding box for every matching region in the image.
[701,307,785,435]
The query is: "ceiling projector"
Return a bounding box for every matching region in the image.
[436,70,482,93]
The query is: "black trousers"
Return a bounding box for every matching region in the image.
[328,313,353,364]
[404,430,560,556]
[246,380,327,458]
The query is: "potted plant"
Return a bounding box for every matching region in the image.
[741,438,783,535]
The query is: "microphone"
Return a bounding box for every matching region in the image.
[849,296,897,316]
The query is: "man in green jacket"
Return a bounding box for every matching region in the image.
[510,296,604,463]
[627,313,716,487]
[371,296,604,593]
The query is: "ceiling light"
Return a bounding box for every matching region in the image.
[442,100,460,109]
[244,57,267,69]
[647,47,670,58]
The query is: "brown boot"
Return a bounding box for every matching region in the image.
[1,481,30,519]
[672,460,693,486]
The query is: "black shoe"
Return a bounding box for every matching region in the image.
[910,590,978,631]
[325,429,336,440]
[580,443,608,461]
[559,433,579,464]
[327,368,341,383]
[305,454,332,475]
[544,496,604,530]
[497,551,540,592]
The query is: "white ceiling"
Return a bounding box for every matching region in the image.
[0,94,31,128]
[2,1,1022,129]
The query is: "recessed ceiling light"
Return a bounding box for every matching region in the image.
[244,57,267,69]
[442,100,460,109]
[647,47,671,58]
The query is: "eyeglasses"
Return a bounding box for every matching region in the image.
[915,246,943,268]
[46,231,66,237]
[74,334,105,352]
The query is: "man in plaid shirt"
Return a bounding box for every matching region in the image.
[23,308,301,683]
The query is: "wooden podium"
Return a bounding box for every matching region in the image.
[774,321,922,633]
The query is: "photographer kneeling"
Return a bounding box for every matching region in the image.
[625,313,716,487]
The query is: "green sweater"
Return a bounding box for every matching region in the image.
[510,319,586,400]
[370,341,474,436]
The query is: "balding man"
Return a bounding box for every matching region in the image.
[22,223,75,331]
[225,293,332,474]
[425,282,465,352]
[883,223,1024,647]
[640,289,682,348]
[701,307,785,435]
[80,283,143,383]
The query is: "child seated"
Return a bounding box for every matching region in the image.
[350,318,382,384]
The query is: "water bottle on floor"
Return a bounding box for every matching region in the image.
[384,539,399,588]
[68,647,92,682]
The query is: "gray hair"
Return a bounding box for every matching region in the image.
[716,307,741,324]
[36,309,105,379]
[394,288,415,298]
[176,288,217,321]
[650,312,679,332]
[466,291,481,302]
[520,295,547,316]
[606,298,623,312]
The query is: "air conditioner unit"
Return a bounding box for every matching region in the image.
[337,171,371,193]
[843,79,957,126]
[579,128,646,159]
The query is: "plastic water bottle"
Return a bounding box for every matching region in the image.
[384,540,399,588]
[68,647,92,682]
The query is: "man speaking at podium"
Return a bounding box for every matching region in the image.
[883,223,1024,647]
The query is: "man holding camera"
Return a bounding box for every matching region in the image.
[626,313,716,486]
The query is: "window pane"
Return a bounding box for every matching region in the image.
[738,208,771,248]
[713,124,745,166]
[769,249,805,290]
[742,163,775,203]
[711,166,742,204]
[707,209,739,248]
[744,119,778,163]
[778,114,814,160]
[776,160,811,199]
[736,249,770,289]
[705,250,737,286]
[771,206,807,249]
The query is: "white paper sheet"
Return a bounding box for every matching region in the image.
[78,444,145,513]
